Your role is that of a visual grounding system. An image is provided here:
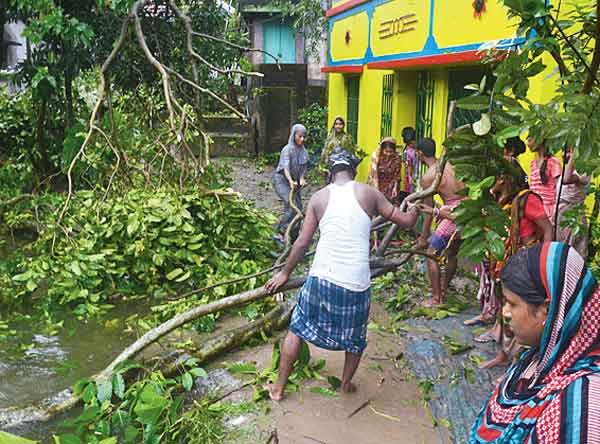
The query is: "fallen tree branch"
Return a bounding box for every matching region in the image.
[0,258,411,429]
[0,194,34,209]
[275,187,304,266]
[171,250,315,301]
[192,31,281,69]
[54,15,132,248]
[169,1,264,79]
[582,1,600,94]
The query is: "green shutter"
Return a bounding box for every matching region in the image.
[346,77,360,142]
[380,74,394,138]
[415,71,434,141]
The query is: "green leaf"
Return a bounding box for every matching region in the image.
[0,431,38,444]
[460,224,484,239]
[327,376,341,390]
[182,372,193,391]
[175,270,191,282]
[123,426,139,443]
[455,95,489,110]
[133,386,168,425]
[309,387,338,397]
[112,373,125,399]
[96,377,113,403]
[166,268,184,280]
[298,341,311,367]
[99,438,117,444]
[82,382,96,403]
[189,367,207,378]
[479,175,496,189]
[12,271,32,282]
[127,214,140,236]
[227,362,258,375]
[271,341,281,371]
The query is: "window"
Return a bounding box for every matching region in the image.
[263,19,296,64]
[380,73,394,138]
[346,76,360,142]
[415,71,434,141]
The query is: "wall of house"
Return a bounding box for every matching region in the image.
[3,21,27,69]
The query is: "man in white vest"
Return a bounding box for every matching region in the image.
[265,150,418,401]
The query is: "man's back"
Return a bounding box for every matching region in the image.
[421,161,464,203]
[310,181,372,292]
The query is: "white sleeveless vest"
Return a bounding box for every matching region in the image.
[309,181,372,291]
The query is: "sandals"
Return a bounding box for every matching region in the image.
[473,331,496,344]
[464,315,495,327]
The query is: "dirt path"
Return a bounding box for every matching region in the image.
[220,157,320,211]
[222,302,444,444]
[269,303,443,444]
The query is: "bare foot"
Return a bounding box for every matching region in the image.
[464,314,484,326]
[479,352,509,369]
[423,298,442,308]
[265,383,283,401]
[341,382,357,394]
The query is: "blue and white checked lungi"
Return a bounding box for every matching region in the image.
[289,276,371,355]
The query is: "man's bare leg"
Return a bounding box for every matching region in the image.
[425,247,442,306]
[440,242,460,300]
[266,331,302,401]
[445,243,459,288]
[341,351,362,393]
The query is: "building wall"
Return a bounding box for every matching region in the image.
[244,14,327,85]
[3,22,27,68]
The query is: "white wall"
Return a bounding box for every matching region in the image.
[3,21,27,69]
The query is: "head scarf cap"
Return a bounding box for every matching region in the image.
[471,242,600,444]
[287,123,307,148]
[380,137,397,148]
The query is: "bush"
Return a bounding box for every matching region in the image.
[4,187,277,319]
[297,103,328,159]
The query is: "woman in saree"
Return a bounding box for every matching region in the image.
[320,116,354,166]
[368,137,403,204]
[471,242,600,443]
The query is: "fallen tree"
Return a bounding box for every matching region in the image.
[0,253,416,430]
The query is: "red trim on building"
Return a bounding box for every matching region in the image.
[325,0,369,17]
[367,50,485,69]
[321,65,364,73]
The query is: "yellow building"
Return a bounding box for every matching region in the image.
[323,0,564,180]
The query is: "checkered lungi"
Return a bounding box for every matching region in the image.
[289,276,371,355]
[429,197,462,254]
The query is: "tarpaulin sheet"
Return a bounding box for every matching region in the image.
[401,309,506,444]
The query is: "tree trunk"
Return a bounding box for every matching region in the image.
[64,68,74,128]
[33,98,54,185]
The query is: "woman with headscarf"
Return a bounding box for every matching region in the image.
[273,124,309,236]
[528,137,562,221]
[368,137,403,204]
[321,116,354,165]
[471,242,600,444]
